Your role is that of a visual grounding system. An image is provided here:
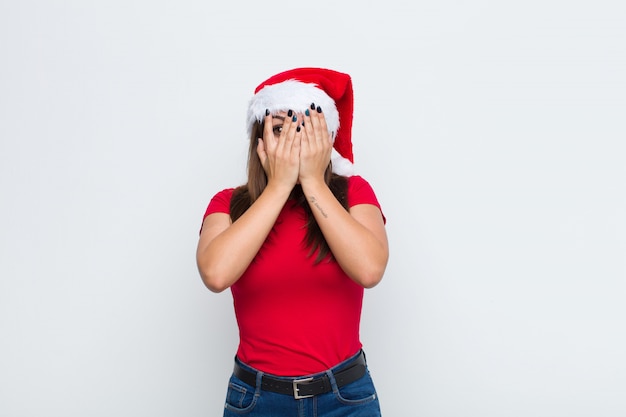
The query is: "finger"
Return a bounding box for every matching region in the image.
[292,119,302,152]
[301,108,314,153]
[308,104,322,144]
[306,104,326,154]
[303,106,314,135]
[311,106,332,164]
[256,138,267,166]
[314,104,330,144]
[291,113,304,156]
[262,110,276,150]
[279,110,299,152]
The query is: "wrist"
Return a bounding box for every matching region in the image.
[264,179,295,199]
[299,177,327,194]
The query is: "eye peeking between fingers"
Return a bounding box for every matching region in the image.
[271,115,286,137]
[272,125,283,136]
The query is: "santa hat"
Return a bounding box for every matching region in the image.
[247,67,355,176]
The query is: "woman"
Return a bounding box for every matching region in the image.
[196,67,389,415]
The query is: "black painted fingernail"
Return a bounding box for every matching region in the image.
[287,109,293,117]
[301,121,305,126]
[310,103,316,110]
[316,106,322,113]
[305,109,310,116]
[265,108,270,116]
[296,126,301,132]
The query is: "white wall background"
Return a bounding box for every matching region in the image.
[1,1,624,416]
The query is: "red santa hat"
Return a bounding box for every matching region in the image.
[247,67,355,176]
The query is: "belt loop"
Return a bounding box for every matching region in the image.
[325,368,339,393]
[255,369,264,391]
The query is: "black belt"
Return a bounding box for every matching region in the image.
[233,351,367,399]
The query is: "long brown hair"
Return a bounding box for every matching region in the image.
[230,120,349,263]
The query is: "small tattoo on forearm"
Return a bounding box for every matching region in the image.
[309,196,328,218]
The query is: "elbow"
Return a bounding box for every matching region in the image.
[344,251,388,289]
[197,263,233,293]
[203,279,230,294]
[352,261,387,289]
[361,251,388,288]
[352,240,389,289]
[357,269,385,289]
[200,273,230,293]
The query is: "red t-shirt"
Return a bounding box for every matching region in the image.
[202,175,385,376]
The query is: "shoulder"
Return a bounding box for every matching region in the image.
[346,175,386,223]
[347,174,374,190]
[211,187,236,203]
[346,175,379,205]
[203,187,236,218]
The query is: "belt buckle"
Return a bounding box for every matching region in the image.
[292,377,314,399]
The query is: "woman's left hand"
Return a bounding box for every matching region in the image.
[298,104,333,185]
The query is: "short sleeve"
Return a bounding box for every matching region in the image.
[199,188,235,234]
[347,175,386,224]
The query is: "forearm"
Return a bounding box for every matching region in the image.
[197,183,292,292]
[300,179,389,288]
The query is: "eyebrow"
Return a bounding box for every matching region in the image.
[272,116,286,121]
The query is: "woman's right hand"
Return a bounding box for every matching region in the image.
[256,110,301,191]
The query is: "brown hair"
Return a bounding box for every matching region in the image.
[230,120,349,263]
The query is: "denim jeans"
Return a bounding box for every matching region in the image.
[222,350,382,416]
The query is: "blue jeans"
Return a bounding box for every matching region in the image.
[223,350,382,416]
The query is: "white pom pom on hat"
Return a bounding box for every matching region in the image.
[247,67,355,176]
